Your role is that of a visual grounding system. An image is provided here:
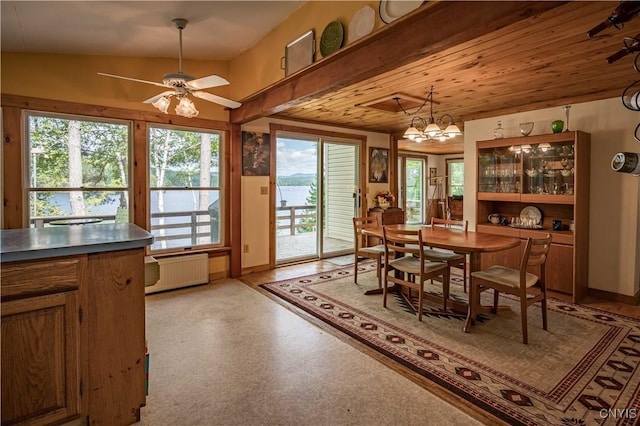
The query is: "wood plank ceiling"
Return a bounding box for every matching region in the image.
[242,2,640,154]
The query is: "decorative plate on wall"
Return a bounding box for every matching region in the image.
[320,21,344,57]
[349,5,375,43]
[379,0,424,24]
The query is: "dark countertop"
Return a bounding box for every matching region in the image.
[1,223,154,262]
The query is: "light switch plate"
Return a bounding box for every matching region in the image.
[260,186,268,195]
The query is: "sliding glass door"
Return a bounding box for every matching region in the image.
[275,133,359,263]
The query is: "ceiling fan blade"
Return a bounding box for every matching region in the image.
[186,75,230,90]
[98,72,168,88]
[192,91,242,109]
[143,91,175,104]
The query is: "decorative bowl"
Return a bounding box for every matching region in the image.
[525,168,538,177]
[519,122,534,136]
[561,168,574,177]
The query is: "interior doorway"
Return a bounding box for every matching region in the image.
[274,132,360,264]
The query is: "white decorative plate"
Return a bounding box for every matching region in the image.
[379,0,424,24]
[520,206,542,224]
[349,5,375,43]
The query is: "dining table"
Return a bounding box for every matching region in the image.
[361,223,521,332]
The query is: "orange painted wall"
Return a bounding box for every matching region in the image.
[230,1,380,101]
[1,52,232,121]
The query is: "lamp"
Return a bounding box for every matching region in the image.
[396,86,463,142]
[175,96,199,118]
[151,96,171,114]
[151,94,200,118]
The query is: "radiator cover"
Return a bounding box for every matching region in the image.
[145,253,209,294]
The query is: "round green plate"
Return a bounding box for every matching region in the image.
[320,21,344,57]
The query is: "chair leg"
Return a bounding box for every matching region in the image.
[493,290,499,314]
[418,283,424,321]
[442,269,450,311]
[541,297,548,331]
[383,271,388,308]
[376,257,382,289]
[521,298,529,344]
[354,255,359,284]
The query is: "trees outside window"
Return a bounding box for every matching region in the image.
[447,158,464,197]
[148,125,223,252]
[26,113,130,226]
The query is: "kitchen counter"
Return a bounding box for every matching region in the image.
[1,223,153,426]
[1,223,153,262]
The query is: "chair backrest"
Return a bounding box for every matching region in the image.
[353,216,380,250]
[430,217,468,232]
[519,233,552,283]
[382,226,422,259]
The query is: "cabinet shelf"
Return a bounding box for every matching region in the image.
[476,131,590,303]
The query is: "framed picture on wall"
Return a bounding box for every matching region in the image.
[429,167,438,185]
[369,147,389,183]
[242,131,270,176]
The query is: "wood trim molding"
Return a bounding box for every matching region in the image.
[587,287,640,306]
[1,94,229,130]
[230,123,242,277]
[230,1,563,125]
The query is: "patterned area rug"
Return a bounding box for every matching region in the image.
[260,265,640,426]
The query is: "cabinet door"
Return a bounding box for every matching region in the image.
[1,292,80,425]
[544,243,574,294]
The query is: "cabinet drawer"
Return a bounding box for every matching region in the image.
[1,256,86,301]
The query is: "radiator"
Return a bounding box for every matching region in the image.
[145,253,209,294]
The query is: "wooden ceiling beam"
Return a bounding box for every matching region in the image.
[230,1,565,125]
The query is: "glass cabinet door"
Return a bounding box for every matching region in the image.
[522,142,574,195]
[478,147,520,193]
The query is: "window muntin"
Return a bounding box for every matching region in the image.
[148,126,223,252]
[26,112,130,226]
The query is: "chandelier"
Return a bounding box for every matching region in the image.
[396,86,462,142]
[152,94,199,118]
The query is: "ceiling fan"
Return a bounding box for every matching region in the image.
[98,18,241,117]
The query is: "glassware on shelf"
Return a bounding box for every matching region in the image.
[519,122,534,136]
[493,120,504,139]
[563,105,571,131]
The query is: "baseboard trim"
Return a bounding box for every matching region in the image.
[241,263,272,275]
[587,287,640,306]
[209,271,229,281]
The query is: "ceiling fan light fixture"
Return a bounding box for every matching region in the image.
[152,96,171,114]
[175,96,199,118]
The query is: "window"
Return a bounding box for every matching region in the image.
[398,154,426,224]
[26,112,130,227]
[148,125,223,252]
[447,158,464,197]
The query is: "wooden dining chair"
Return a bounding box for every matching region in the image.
[423,217,468,292]
[468,234,552,344]
[353,216,386,289]
[382,226,450,321]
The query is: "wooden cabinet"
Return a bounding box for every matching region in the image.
[368,207,405,225]
[367,208,404,245]
[1,257,85,426]
[1,249,147,426]
[476,131,590,303]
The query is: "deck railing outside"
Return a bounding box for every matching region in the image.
[30,204,318,244]
[276,204,316,235]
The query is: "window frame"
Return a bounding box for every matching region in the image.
[446,157,464,197]
[147,123,226,254]
[23,110,133,227]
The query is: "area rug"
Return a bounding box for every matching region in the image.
[260,265,640,426]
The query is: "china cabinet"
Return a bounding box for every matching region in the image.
[476,131,590,303]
